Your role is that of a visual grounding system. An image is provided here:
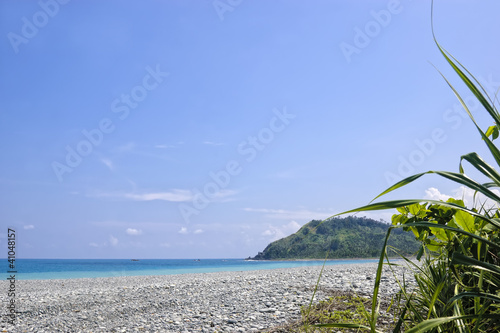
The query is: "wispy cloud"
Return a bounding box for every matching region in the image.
[178,227,188,234]
[244,207,334,221]
[270,166,309,179]
[101,158,114,171]
[126,228,143,236]
[116,142,137,152]
[155,144,175,149]
[93,189,193,202]
[203,141,224,146]
[194,229,204,234]
[123,190,193,202]
[245,207,394,223]
[211,189,238,202]
[109,235,118,246]
[23,224,35,230]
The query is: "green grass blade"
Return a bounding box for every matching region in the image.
[432,170,500,202]
[304,251,329,323]
[448,291,500,304]
[314,323,374,331]
[451,252,500,275]
[405,315,478,333]
[433,34,500,126]
[372,168,500,204]
[372,173,426,201]
[392,294,412,333]
[426,275,448,320]
[435,69,500,167]
[460,152,500,186]
[370,227,393,328]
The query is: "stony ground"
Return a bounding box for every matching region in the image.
[0,262,414,332]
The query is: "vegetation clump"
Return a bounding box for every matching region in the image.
[308,28,500,333]
[252,216,420,260]
[266,291,396,332]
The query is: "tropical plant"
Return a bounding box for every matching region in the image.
[311,19,500,333]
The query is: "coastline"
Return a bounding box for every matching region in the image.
[2,258,384,281]
[246,257,410,261]
[0,262,414,332]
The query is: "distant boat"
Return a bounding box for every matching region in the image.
[194,259,201,262]
[130,259,140,261]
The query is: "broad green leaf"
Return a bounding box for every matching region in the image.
[485,125,499,140]
[401,221,500,250]
[453,210,476,233]
[409,203,425,216]
[426,243,444,252]
[396,206,407,214]
[446,198,465,207]
[411,227,420,239]
[429,225,450,242]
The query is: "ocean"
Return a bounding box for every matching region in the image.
[1,258,380,280]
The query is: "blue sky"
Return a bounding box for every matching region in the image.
[1,0,500,259]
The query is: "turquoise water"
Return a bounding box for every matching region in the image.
[1,258,379,280]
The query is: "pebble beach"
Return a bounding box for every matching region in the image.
[1,262,413,333]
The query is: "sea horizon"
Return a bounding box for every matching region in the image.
[2,258,381,280]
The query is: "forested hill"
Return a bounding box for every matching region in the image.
[251,216,420,260]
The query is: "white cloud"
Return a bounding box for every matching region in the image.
[155,144,175,149]
[424,187,451,201]
[23,225,34,230]
[246,207,394,224]
[117,142,137,152]
[94,189,193,202]
[109,235,118,246]
[262,220,302,241]
[211,189,238,202]
[124,190,193,202]
[194,229,204,234]
[126,228,143,236]
[244,208,334,221]
[262,229,273,236]
[424,186,500,210]
[178,227,188,234]
[101,158,114,171]
[89,242,100,247]
[203,141,224,146]
[93,188,238,205]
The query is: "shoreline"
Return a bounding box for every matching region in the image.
[2,258,388,281]
[0,262,414,332]
[246,257,409,261]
